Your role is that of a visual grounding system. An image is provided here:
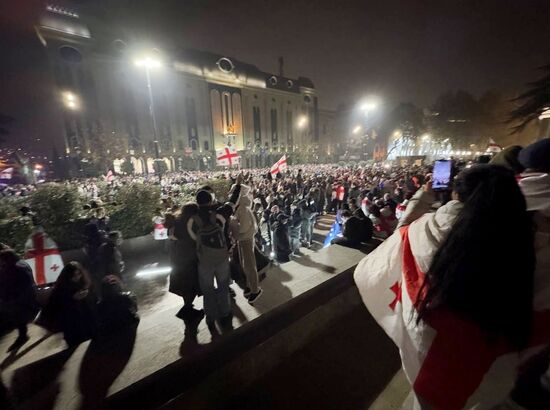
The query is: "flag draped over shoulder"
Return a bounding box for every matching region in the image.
[354,225,550,409]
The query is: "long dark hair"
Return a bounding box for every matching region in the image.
[54,261,91,293]
[416,165,535,349]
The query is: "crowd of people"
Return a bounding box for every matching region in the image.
[1,137,549,408]
[1,161,433,345]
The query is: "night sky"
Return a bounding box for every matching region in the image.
[1,0,550,151]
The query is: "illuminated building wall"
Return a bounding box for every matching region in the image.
[35,4,318,164]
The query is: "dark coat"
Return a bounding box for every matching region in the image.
[48,281,98,346]
[0,261,39,327]
[169,215,200,298]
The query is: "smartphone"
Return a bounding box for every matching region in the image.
[432,160,452,190]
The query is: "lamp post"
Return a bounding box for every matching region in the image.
[134,57,162,160]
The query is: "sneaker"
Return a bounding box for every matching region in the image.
[248,288,263,305]
[243,287,251,298]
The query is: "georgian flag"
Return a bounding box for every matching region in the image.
[216,146,240,167]
[24,228,64,285]
[354,226,550,409]
[270,155,287,178]
[486,138,502,154]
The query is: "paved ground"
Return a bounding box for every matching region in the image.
[222,304,401,410]
[0,215,372,410]
[121,214,336,317]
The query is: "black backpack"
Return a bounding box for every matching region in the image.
[192,212,227,262]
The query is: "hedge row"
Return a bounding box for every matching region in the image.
[0,183,161,253]
[0,179,232,253]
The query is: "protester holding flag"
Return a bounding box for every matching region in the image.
[270,155,287,178]
[354,165,543,409]
[24,226,65,286]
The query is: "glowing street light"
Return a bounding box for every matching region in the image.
[62,91,79,110]
[352,125,362,134]
[134,54,162,161]
[134,56,162,69]
[297,115,308,129]
[360,97,379,113]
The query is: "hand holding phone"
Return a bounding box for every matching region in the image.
[432,160,452,190]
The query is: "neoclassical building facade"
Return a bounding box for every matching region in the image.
[35,4,320,172]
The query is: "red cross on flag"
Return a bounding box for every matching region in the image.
[216,146,240,167]
[486,138,502,154]
[354,225,550,409]
[270,155,287,177]
[24,228,64,285]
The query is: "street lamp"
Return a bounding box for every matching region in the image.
[297,115,308,129]
[360,97,379,113]
[134,56,162,160]
[352,125,362,135]
[63,91,79,110]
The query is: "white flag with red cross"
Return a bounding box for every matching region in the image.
[354,225,550,409]
[216,146,240,167]
[270,155,287,177]
[24,228,64,285]
[486,138,502,153]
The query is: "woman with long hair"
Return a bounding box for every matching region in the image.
[354,165,541,409]
[48,262,98,347]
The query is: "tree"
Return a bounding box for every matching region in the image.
[431,90,481,146]
[509,63,550,135]
[86,130,129,174]
[382,102,426,139]
[120,158,135,175]
[153,159,168,175]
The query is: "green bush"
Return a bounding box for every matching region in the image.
[110,183,161,238]
[29,183,83,247]
[0,196,27,220]
[0,216,34,254]
[200,178,232,202]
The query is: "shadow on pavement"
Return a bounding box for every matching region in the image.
[78,323,138,410]
[1,333,53,370]
[293,254,336,274]
[10,347,76,409]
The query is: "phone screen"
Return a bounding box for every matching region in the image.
[432,160,452,190]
